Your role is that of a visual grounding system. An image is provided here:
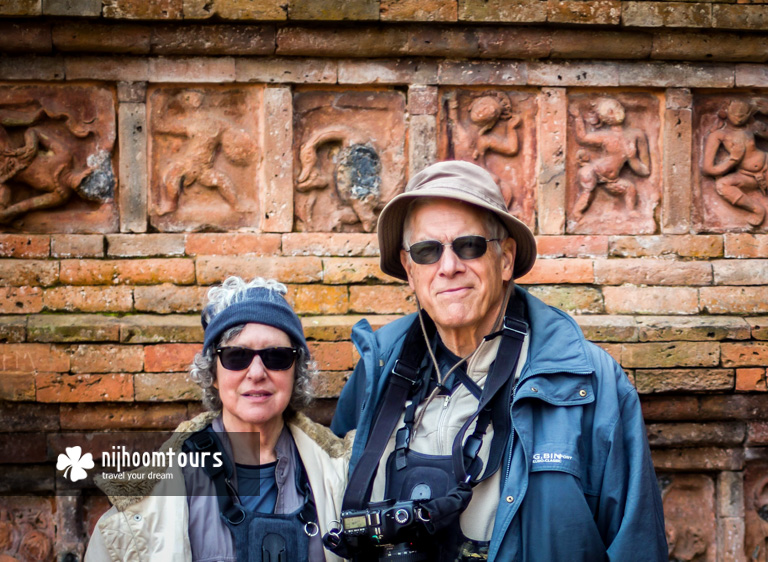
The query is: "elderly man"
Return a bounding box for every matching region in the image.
[328,160,667,561]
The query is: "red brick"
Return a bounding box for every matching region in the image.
[735,368,767,392]
[60,402,188,430]
[52,22,150,54]
[43,286,133,313]
[699,395,767,420]
[60,259,195,285]
[117,81,147,103]
[323,258,397,285]
[640,395,700,421]
[0,434,47,463]
[51,234,104,258]
[0,260,58,287]
[517,259,594,284]
[646,422,745,448]
[282,233,379,257]
[0,55,64,81]
[380,0,457,21]
[622,2,711,28]
[594,259,711,286]
[196,256,322,285]
[652,31,768,63]
[595,343,622,364]
[287,285,349,315]
[458,0,546,23]
[133,285,207,314]
[618,62,733,88]
[0,0,41,16]
[701,287,768,315]
[103,0,182,19]
[438,60,527,85]
[622,342,720,369]
[186,233,281,256]
[0,22,51,53]
[551,29,651,59]
[308,341,356,371]
[713,4,768,31]
[144,343,201,373]
[476,27,551,59]
[302,315,402,341]
[288,0,378,20]
[635,369,734,394]
[0,287,43,314]
[70,344,144,374]
[724,234,768,258]
[135,372,202,401]
[748,317,768,340]
[151,24,275,55]
[185,0,286,19]
[261,86,294,233]
[120,314,202,344]
[528,61,618,86]
[721,343,768,368]
[148,56,235,83]
[652,448,743,471]
[747,422,768,446]
[636,316,750,342]
[36,373,134,402]
[107,234,185,257]
[574,315,638,342]
[736,64,768,88]
[312,370,349,399]
[537,87,567,235]
[0,316,26,343]
[65,56,149,81]
[0,235,49,258]
[28,314,120,343]
[0,344,68,373]
[609,235,723,258]
[547,0,620,25]
[235,58,337,84]
[603,287,699,315]
[338,59,438,85]
[535,236,607,258]
[408,85,438,115]
[526,286,604,313]
[662,93,692,235]
[0,373,35,400]
[349,286,417,314]
[713,260,768,285]
[0,401,59,431]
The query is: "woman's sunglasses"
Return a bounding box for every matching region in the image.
[215,346,298,371]
[406,235,500,265]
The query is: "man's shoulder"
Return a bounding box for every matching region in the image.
[353,312,417,349]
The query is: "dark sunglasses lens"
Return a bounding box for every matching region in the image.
[409,241,443,264]
[218,347,256,371]
[259,348,296,370]
[453,236,488,260]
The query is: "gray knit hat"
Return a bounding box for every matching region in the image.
[377,160,537,281]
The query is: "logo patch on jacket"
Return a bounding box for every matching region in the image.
[532,452,573,464]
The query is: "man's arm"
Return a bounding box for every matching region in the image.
[330,358,367,437]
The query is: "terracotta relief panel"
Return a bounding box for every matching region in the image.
[694,94,768,232]
[566,92,661,235]
[148,86,260,232]
[745,461,768,561]
[0,84,117,233]
[438,89,537,227]
[293,90,407,232]
[658,473,716,562]
[0,497,55,561]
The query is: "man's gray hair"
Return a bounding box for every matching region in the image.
[189,277,315,412]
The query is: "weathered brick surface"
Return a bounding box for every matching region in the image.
[0,373,35,401]
[712,4,768,31]
[747,421,768,446]
[135,372,201,401]
[609,235,722,258]
[380,0,457,21]
[65,56,149,81]
[662,91,692,234]
[185,233,281,256]
[622,2,711,29]
[535,236,607,258]
[735,368,767,392]
[635,369,734,394]
[0,22,51,53]
[0,402,59,431]
[724,234,768,258]
[0,55,64,80]
[69,344,144,373]
[287,285,349,315]
[287,0,378,20]
[713,260,768,286]
[323,258,398,285]
[36,372,134,402]
[528,61,618,86]
[117,102,148,233]
[652,448,743,472]
[261,86,294,232]
[619,62,733,88]
[349,286,417,314]
[748,317,768,341]
[301,315,402,341]
[339,60,438,85]
[721,343,768,368]
[282,234,379,257]
[526,286,604,313]
[59,403,188,430]
[517,258,593,284]
[0,344,69,373]
[148,56,235,82]
[144,343,201,372]
[120,314,202,343]
[574,315,637,342]
[0,235,50,258]
[603,287,699,315]
[133,285,208,314]
[551,29,649,59]
[458,0,546,23]
[28,315,120,343]
[51,235,104,258]
[103,0,182,19]
[0,287,44,314]
[594,259,711,286]
[647,422,746,448]
[622,342,720,369]
[0,317,26,343]
[537,87,567,235]
[197,256,322,285]
[184,0,286,20]
[0,0,41,16]
[438,60,527,85]
[640,395,700,421]
[43,286,133,313]
[52,22,151,54]
[60,259,195,285]
[236,58,337,84]
[308,341,356,371]
[107,234,185,257]
[476,27,550,59]
[312,370,349,399]
[701,287,768,315]
[151,24,275,55]
[636,316,750,342]
[652,31,768,63]
[547,0,620,26]
[0,260,58,286]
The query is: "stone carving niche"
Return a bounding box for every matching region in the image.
[439,89,537,227]
[293,90,406,232]
[149,86,259,232]
[0,84,117,233]
[745,461,768,561]
[0,498,54,562]
[566,93,660,235]
[694,94,768,232]
[658,473,716,562]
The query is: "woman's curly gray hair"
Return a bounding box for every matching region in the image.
[189,277,316,413]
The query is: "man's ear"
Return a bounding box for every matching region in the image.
[500,237,516,283]
[400,249,416,291]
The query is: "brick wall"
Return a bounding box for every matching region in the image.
[1,3,768,560]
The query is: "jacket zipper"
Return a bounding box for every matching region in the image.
[437,394,452,455]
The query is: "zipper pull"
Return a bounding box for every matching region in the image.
[443,395,451,409]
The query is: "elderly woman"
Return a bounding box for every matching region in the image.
[86,277,349,562]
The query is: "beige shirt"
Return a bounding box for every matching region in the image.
[371,332,530,541]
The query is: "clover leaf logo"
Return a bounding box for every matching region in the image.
[56,446,94,482]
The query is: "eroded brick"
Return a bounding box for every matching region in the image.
[547,0,620,26]
[701,287,768,314]
[119,314,202,343]
[636,369,734,394]
[69,344,144,373]
[721,343,768,368]
[622,342,719,369]
[60,259,195,285]
[747,317,768,340]
[713,260,768,286]
[735,368,767,392]
[647,422,745,448]
[185,233,281,256]
[28,315,120,343]
[287,285,349,315]
[133,285,208,314]
[151,24,275,55]
[282,233,379,257]
[0,344,68,373]
[196,256,322,285]
[381,0,457,21]
[526,286,604,313]
[0,260,58,287]
[0,235,49,258]
[517,259,594,284]
[603,287,699,315]
[144,343,201,372]
[60,402,187,430]
[609,235,723,258]
[36,373,134,403]
[0,373,35,401]
[135,372,201,401]
[574,315,638,342]
[323,258,397,285]
[594,259,711,286]
[308,341,356,371]
[724,234,768,258]
[637,316,750,342]
[43,286,133,313]
[535,236,607,258]
[107,234,185,257]
[0,317,26,343]
[52,22,151,54]
[0,287,43,314]
[349,286,416,314]
[51,234,104,258]
[652,448,743,471]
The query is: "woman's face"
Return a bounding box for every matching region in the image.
[214,323,295,433]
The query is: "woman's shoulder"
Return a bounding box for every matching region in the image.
[287,412,354,461]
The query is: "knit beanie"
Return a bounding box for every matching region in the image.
[202,286,308,354]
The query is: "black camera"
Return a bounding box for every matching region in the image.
[338,499,432,560]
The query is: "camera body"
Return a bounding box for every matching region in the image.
[339,499,429,554]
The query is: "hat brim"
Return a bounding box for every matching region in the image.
[377,188,537,281]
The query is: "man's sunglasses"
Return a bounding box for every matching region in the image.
[215,346,298,371]
[406,235,500,265]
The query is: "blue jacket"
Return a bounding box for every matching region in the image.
[331,287,667,561]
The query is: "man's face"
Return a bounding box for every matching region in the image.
[400,198,516,336]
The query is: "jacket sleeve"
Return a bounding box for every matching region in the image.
[598,373,668,561]
[330,357,367,437]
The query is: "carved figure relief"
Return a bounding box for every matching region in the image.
[0,499,54,562]
[0,84,117,233]
[149,87,259,232]
[566,93,660,234]
[293,90,406,232]
[745,461,768,561]
[440,89,537,226]
[658,474,716,562]
[695,96,768,232]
